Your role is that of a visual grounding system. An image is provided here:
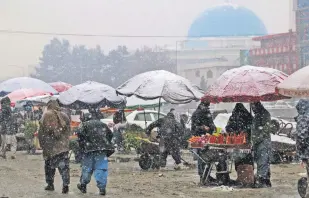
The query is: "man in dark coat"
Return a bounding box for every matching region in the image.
[191,101,216,136]
[146,112,183,170]
[226,103,254,172]
[251,102,272,188]
[77,110,114,196]
[191,101,217,183]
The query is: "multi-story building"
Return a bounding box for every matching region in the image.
[295,0,309,67]
[249,30,297,74]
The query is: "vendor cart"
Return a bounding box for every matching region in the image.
[189,143,252,186]
[138,141,161,170]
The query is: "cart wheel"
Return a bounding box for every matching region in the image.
[298,177,308,198]
[151,154,160,169]
[139,154,152,170]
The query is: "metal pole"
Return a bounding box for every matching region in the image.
[158,97,161,120]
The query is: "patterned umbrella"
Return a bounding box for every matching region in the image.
[202,65,289,103]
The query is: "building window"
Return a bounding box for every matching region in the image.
[207,70,213,78]
[195,70,200,77]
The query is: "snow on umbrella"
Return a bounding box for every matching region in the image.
[0,77,57,96]
[49,81,72,93]
[276,65,309,97]
[8,88,53,104]
[116,70,204,104]
[58,81,126,109]
[202,65,289,103]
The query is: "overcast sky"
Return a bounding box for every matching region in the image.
[0,0,291,79]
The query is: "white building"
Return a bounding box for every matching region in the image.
[167,3,268,89]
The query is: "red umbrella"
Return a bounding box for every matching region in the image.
[49,81,72,93]
[7,88,52,104]
[202,66,289,103]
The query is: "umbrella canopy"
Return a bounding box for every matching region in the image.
[116,70,204,104]
[277,65,309,97]
[8,89,53,103]
[0,77,57,96]
[49,81,72,93]
[202,65,289,103]
[58,81,126,109]
[15,95,59,109]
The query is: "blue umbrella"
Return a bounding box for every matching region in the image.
[58,81,126,109]
[0,77,57,96]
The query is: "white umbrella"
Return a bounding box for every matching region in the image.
[116,70,204,104]
[277,65,309,97]
[0,77,57,96]
[58,81,125,109]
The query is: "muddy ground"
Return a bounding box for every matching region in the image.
[0,152,305,198]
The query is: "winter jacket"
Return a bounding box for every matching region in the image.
[146,112,184,142]
[77,118,114,157]
[251,102,271,145]
[0,97,12,135]
[191,103,216,136]
[38,101,71,159]
[226,103,253,139]
[296,99,309,159]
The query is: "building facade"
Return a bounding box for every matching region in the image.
[249,31,297,74]
[171,3,266,89]
[296,0,309,67]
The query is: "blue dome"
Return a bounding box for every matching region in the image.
[188,4,267,37]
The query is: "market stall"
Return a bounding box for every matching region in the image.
[197,65,289,186]
[116,70,204,170]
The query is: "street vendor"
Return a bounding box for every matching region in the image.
[146,111,183,170]
[191,101,217,183]
[226,103,254,182]
[251,102,272,188]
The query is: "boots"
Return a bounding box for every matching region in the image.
[44,184,55,191]
[99,188,106,196]
[77,183,87,194]
[255,178,271,188]
[62,185,69,194]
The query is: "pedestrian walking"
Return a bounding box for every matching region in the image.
[0,97,13,159]
[251,101,272,188]
[38,100,71,194]
[77,109,114,196]
[146,111,184,170]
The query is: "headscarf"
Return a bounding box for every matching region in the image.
[296,99,309,115]
[46,100,66,127]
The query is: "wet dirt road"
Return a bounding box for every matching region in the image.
[0,152,305,198]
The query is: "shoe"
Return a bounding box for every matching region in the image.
[265,179,272,187]
[62,186,69,194]
[254,178,269,188]
[45,184,55,191]
[99,189,106,196]
[77,183,87,194]
[174,164,181,170]
[11,155,16,159]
